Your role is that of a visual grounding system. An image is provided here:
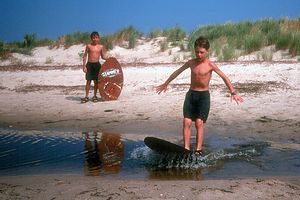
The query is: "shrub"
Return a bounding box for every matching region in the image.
[0,41,11,60]
[23,34,36,48]
[188,18,300,58]
[163,27,186,46]
[275,31,292,50]
[160,40,168,52]
[266,29,281,45]
[221,45,236,61]
[243,32,265,53]
[260,50,273,61]
[45,57,54,64]
[35,38,54,47]
[148,29,163,39]
[210,40,222,58]
[101,34,114,50]
[64,32,90,47]
[258,19,280,34]
[114,26,142,47]
[128,32,137,49]
[289,33,300,56]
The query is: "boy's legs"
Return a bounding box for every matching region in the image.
[93,80,98,97]
[195,119,204,151]
[183,118,193,150]
[85,80,92,98]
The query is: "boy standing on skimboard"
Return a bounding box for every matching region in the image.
[156,36,244,155]
[81,31,107,103]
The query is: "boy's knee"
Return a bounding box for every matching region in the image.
[183,118,192,127]
[195,119,204,128]
[86,80,92,84]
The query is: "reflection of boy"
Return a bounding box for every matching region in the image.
[156,36,244,155]
[81,31,107,103]
[83,132,101,176]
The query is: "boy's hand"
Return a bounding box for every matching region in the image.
[83,66,87,73]
[231,94,244,105]
[155,84,168,94]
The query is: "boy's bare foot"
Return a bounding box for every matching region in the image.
[81,97,89,103]
[195,150,203,156]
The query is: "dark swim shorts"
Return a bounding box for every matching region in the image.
[86,62,101,81]
[183,90,210,122]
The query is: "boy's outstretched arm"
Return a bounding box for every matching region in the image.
[156,63,189,94]
[210,62,244,104]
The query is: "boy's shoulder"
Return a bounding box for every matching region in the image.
[186,58,199,65]
[96,44,104,49]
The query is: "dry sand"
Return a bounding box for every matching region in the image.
[0,41,300,199]
[1,175,299,200]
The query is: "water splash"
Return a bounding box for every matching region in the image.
[134,141,270,171]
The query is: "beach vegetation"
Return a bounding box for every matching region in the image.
[128,31,138,49]
[100,34,114,50]
[113,26,142,49]
[78,50,84,59]
[0,34,54,59]
[64,32,90,47]
[0,42,11,60]
[23,34,36,48]
[1,18,300,61]
[260,50,273,61]
[148,29,163,38]
[160,40,168,52]
[289,32,300,56]
[163,26,186,46]
[221,45,236,61]
[45,57,54,64]
[243,32,265,53]
[188,18,300,61]
[23,34,54,48]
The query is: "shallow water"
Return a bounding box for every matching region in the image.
[0,128,299,180]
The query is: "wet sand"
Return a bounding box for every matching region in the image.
[0,63,300,199]
[1,175,299,200]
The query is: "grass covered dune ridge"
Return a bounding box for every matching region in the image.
[1,18,300,61]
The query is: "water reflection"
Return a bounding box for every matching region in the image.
[0,128,298,180]
[83,132,124,176]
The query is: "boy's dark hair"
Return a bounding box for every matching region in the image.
[194,36,210,50]
[90,31,100,38]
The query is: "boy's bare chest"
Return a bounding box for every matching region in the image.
[88,45,101,53]
[190,64,212,76]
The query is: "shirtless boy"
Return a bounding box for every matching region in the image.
[156,36,244,155]
[81,31,107,103]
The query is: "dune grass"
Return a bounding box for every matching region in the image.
[1,18,300,61]
[188,18,300,60]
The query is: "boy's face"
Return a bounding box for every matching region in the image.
[91,35,100,44]
[194,47,208,61]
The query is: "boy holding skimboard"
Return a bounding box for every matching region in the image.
[156,36,244,155]
[81,31,108,103]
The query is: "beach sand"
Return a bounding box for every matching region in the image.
[1,175,299,200]
[0,42,300,199]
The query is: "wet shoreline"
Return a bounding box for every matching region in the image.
[1,127,299,180]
